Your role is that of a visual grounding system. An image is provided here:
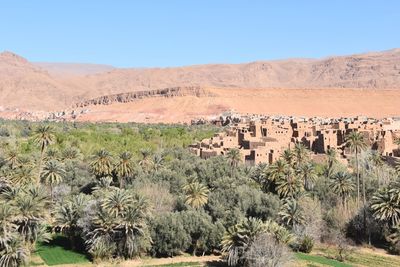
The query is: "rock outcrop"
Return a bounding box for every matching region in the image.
[74,86,213,107]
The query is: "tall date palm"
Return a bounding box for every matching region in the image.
[330,171,355,210]
[115,152,134,188]
[33,125,55,183]
[371,187,400,227]
[41,160,65,201]
[183,181,209,209]
[346,131,367,207]
[90,149,113,179]
[226,148,241,176]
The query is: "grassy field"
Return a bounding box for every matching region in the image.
[33,238,400,267]
[299,245,400,267]
[35,236,90,266]
[295,252,352,267]
[146,263,203,267]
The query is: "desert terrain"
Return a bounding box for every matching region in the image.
[0,49,399,122]
[75,87,400,123]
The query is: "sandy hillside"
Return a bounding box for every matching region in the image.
[0,49,399,122]
[75,87,400,123]
[0,52,85,110]
[34,62,115,77]
[77,48,400,99]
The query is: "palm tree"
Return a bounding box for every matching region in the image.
[221,217,295,266]
[252,163,269,190]
[85,208,118,261]
[139,148,153,173]
[0,204,16,250]
[92,177,114,193]
[183,181,209,209]
[298,162,317,191]
[267,159,288,182]
[5,150,19,169]
[33,125,55,183]
[90,149,113,179]
[371,187,400,227]
[396,160,400,175]
[61,147,81,162]
[278,199,305,229]
[346,131,367,207]
[326,148,338,178]
[0,188,20,204]
[10,166,34,186]
[87,192,151,260]
[115,152,134,188]
[54,194,88,249]
[40,160,65,201]
[0,236,29,267]
[117,195,151,258]
[221,217,266,266]
[386,225,400,251]
[263,219,295,245]
[282,149,295,166]
[293,143,310,167]
[275,167,302,198]
[16,156,33,169]
[226,149,241,176]
[330,171,355,210]
[44,148,59,162]
[25,184,48,204]
[101,189,133,218]
[369,151,384,186]
[152,153,165,172]
[13,191,49,250]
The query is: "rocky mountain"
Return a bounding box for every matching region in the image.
[34,62,115,76]
[0,52,82,110]
[0,49,399,119]
[81,48,400,97]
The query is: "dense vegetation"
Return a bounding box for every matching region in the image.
[0,120,399,267]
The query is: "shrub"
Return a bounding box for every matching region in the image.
[88,238,116,263]
[298,235,314,253]
[335,233,353,262]
[0,127,10,137]
[388,240,400,255]
[244,233,293,267]
[346,206,384,245]
[150,213,190,257]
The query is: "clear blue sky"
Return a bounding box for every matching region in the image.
[0,0,399,67]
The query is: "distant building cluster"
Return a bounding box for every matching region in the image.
[189,115,400,165]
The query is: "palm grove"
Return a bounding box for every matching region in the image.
[0,121,400,267]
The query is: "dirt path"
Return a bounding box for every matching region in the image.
[119,255,221,266]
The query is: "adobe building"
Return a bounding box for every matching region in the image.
[189,116,400,165]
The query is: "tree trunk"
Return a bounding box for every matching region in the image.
[342,195,346,213]
[69,232,76,250]
[120,176,125,189]
[362,168,367,243]
[192,239,198,256]
[376,168,380,187]
[37,149,44,184]
[355,148,360,208]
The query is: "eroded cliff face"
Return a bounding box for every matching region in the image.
[74,86,213,107]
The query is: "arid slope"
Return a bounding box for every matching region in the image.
[80,48,400,97]
[76,87,400,123]
[0,49,399,122]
